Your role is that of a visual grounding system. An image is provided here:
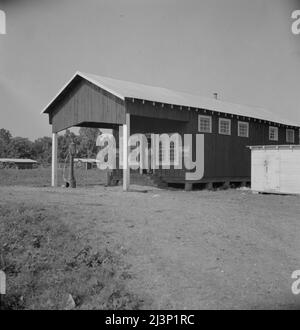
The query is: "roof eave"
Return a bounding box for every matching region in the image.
[41,71,125,115]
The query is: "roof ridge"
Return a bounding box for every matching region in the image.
[42,71,299,127]
[80,71,266,111]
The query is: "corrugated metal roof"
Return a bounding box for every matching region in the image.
[43,71,299,127]
[0,158,37,163]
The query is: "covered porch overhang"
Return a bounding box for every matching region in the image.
[42,73,189,191]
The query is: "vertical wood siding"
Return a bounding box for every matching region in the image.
[128,100,299,183]
[47,85,299,184]
[49,79,126,133]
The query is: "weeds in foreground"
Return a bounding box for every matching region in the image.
[0,203,145,310]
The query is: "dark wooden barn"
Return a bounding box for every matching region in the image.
[43,71,300,190]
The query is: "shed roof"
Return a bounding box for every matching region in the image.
[74,158,100,163]
[43,71,299,127]
[0,158,37,163]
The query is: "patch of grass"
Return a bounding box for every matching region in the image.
[0,203,144,310]
[0,167,106,187]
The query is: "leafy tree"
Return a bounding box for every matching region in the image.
[0,128,12,144]
[0,127,103,164]
[33,137,52,164]
[0,139,6,158]
[0,128,12,157]
[7,137,34,159]
[57,129,79,162]
[77,127,101,158]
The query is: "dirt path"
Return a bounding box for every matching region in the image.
[1,185,300,309]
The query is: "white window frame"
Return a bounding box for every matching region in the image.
[198,115,212,133]
[286,129,295,143]
[218,118,231,136]
[238,121,249,138]
[269,126,278,141]
[158,134,180,166]
[170,141,175,163]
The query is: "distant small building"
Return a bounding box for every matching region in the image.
[0,158,38,169]
[74,158,99,170]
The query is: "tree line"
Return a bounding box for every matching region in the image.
[0,127,102,164]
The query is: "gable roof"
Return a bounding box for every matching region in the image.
[43,71,299,127]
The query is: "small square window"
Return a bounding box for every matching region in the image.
[219,118,231,135]
[286,129,295,143]
[238,121,249,138]
[198,115,212,133]
[269,126,278,141]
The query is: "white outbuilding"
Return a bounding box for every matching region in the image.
[249,145,300,194]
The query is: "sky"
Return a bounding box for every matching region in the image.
[0,0,300,139]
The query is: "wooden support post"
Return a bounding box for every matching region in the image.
[151,133,156,174]
[123,114,130,191]
[185,182,193,191]
[51,132,58,187]
[139,136,143,175]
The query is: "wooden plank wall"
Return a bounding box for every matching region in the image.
[126,99,190,122]
[49,79,126,133]
[185,110,299,182]
[128,101,299,183]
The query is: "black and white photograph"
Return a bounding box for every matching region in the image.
[1,0,300,316]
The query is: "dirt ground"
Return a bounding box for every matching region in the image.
[1,176,300,309]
